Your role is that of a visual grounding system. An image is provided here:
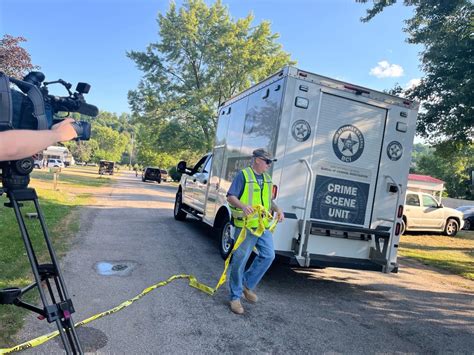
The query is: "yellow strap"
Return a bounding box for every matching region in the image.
[0,204,277,354]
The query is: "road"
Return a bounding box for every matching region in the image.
[19,170,474,354]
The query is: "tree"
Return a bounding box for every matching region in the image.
[91,125,129,162]
[413,143,474,198]
[0,34,39,79]
[128,0,294,155]
[358,0,473,146]
[63,140,98,163]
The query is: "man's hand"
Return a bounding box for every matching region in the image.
[51,118,78,142]
[275,209,285,223]
[242,205,254,216]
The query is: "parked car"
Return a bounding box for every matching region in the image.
[402,191,464,236]
[46,159,65,168]
[33,159,43,169]
[456,206,474,230]
[99,160,115,175]
[142,167,161,183]
[160,169,169,182]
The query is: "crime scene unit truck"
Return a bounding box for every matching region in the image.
[174,66,419,273]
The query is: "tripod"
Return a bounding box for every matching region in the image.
[0,159,83,354]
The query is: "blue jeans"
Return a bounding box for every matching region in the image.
[229,227,275,301]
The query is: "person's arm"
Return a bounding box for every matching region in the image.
[0,119,77,161]
[227,194,254,216]
[271,200,284,222]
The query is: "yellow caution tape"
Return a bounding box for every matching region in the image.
[0,205,278,354]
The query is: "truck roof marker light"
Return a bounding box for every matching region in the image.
[344,85,370,95]
[397,205,404,218]
[298,71,308,78]
[272,185,278,199]
[403,100,411,106]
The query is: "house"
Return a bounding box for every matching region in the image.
[407,174,445,202]
[42,146,73,166]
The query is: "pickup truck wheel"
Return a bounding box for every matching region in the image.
[444,218,459,236]
[174,191,187,221]
[218,220,234,260]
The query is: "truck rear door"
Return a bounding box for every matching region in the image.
[310,91,388,228]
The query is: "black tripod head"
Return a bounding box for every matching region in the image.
[0,158,33,194]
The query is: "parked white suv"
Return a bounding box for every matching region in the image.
[402,191,464,236]
[47,159,65,168]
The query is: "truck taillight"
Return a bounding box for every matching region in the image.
[397,205,404,218]
[395,222,401,236]
[272,185,278,199]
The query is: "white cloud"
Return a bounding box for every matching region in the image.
[369,60,404,78]
[404,78,421,90]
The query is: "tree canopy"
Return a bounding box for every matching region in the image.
[128,0,294,156]
[0,34,39,79]
[358,0,473,146]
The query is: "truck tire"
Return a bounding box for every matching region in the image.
[174,191,187,221]
[444,218,459,236]
[218,219,234,260]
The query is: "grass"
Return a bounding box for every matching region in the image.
[30,166,111,188]
[399,229,474,280]
[0,166,111,346]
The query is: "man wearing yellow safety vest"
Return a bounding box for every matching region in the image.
[226,148,285,315]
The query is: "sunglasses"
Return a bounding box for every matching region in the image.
[258,157,273,165]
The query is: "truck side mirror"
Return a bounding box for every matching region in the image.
[177,161,187,173]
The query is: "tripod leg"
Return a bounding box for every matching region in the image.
[7,188,83,354]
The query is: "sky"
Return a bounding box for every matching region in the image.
[0,0,423,115]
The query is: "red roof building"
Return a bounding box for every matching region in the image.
[407,174,445,201]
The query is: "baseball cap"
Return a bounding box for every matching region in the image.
[252,148,277,162]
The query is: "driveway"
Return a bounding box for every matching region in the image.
[18,170,474,353]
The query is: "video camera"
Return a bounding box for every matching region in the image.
[0,71,98,139]
[0,71,99,190]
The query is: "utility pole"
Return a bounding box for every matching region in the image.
[129,132,134,166]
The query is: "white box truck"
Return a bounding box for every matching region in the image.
[174,66,419,273]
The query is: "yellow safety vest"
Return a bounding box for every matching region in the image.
[230,167,272,229]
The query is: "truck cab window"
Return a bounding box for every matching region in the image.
[203,156,212,174]
[193,155,209,174]
[406,194,420,206]
[422,195,438,208]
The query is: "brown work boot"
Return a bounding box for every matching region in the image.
[230,299,244,315]
[243,287,258,303]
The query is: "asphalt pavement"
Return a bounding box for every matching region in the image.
[16,170,474,354]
